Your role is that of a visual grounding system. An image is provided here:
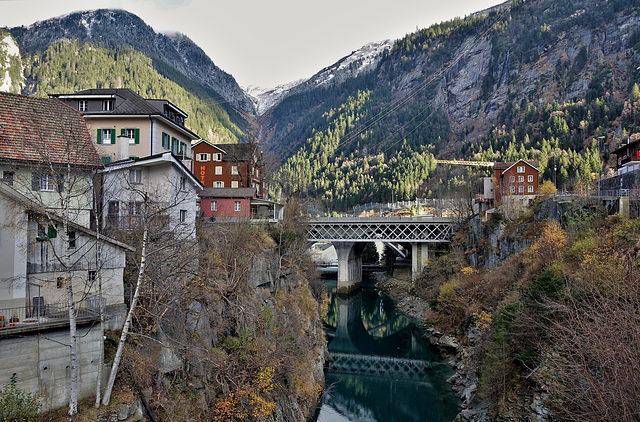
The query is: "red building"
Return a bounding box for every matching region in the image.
[191,140,265,198]
[199,188,255,219]
[493,159,540,203]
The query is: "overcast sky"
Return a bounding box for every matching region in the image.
[1,0,505,89]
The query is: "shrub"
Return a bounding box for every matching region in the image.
[0,374,40,421]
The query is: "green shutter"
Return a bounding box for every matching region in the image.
[162,132,168,149]
[101,156,111,165]
[56,174,65,193]
[97,129,101,144]
[120,128,125,136]
[31,172,40,190]
[110,129,116,144]
[47,224,57,238]
[135,128,140,144]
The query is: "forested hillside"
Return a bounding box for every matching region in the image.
[266,0,640,210]
[23,38,245,142]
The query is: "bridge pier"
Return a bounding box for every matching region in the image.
[334,242,366,294]
[411,242,430,280]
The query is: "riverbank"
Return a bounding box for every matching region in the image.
[376,268,492,422]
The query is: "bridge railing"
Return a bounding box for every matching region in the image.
[352,198,469,215]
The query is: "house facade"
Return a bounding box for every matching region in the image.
[101,152,204,239]
[612,136,640,175]
[191,140,265,198]
[199,187,254,219]
[49,89,199,165]
[493,159,540,204]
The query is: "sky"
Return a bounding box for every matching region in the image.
[1,0,506,89]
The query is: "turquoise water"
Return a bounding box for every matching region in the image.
[317,282,460,422]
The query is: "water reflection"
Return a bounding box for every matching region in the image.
[318,282,460,422]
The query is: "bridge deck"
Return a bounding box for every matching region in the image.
[308,217,455,242]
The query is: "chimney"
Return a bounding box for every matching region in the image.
[117,135,130,161]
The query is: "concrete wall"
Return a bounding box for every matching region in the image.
[0,322,103,412]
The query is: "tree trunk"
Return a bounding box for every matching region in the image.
[101,226,149,406]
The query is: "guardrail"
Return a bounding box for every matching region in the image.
[0,298,103,330]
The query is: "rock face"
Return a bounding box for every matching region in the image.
[464,214,532,269]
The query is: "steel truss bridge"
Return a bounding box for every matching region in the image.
[307,217,455,243]
[329,352,438,381]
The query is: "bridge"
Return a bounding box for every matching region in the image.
[308,216,455,293]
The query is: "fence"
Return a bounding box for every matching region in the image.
[0,297,103,330]
[352,198,469,215]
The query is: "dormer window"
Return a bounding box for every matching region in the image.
[103,99,114,111]
[79,100,88,111]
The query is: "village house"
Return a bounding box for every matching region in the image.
[49,88,199,165]
[0,92,132,411]
[101,151,204,239]
[493,159,540,204]
[191,140,266,197]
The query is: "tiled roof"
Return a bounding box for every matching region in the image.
[0,92,101,168]
[70,88,161,115]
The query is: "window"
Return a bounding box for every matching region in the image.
[231,181,239,188]
[129,169,142,184]
[256,169,259,179]
[179,210,187,223]
[517,166,525,173]
[78,100,88,111]
[128,201,142,216]
[68,231,76,249]
[215,166,223,175]
[40,174,55,191]
[2,171,14,186]
[122,128,139,145]
[518,186,524,193]
[528,185,534,193]
[180,142,187,156]
[509,176,515,183]
[213,153,222,161]
[231,166,239,175]
[518,175,524,182]
[197,153,210,162]
[234,201,241,212]
[210,201,217,212]
[215,181,224,188]
[88,271,97,283]
[180,177,187,191]
[528,175,534,183]
[103,99,114,111]
[108,200,120,215]
[171,137,179,154]
[100,128,114,145]
[509,186,515,193]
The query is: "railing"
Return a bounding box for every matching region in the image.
[0,298,102,331]
[352,198,469,215]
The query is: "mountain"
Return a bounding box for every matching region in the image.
[9,9,255,115]
[2,1,640,210]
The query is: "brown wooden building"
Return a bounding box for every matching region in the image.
[493,159,540,203]
[191,140,265,198]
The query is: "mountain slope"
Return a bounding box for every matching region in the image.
[266,0,640,208]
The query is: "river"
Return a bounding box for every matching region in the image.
[316,278,460,422]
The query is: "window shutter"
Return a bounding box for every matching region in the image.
[162,132,168,149]
[97,129,101,144]
[120,128,125,136]
[135,128,140,144]
[32,172,40,190]
[47,224,57,238]
[110,129,116,144]
[56,174,65,193]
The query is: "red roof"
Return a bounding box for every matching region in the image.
[0,92,101,168]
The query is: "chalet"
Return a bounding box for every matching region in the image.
[101,152,204,239]
[493,159,540,204]
[49,88,199,165]
[191,140,266,198]
[612,136,640,175]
